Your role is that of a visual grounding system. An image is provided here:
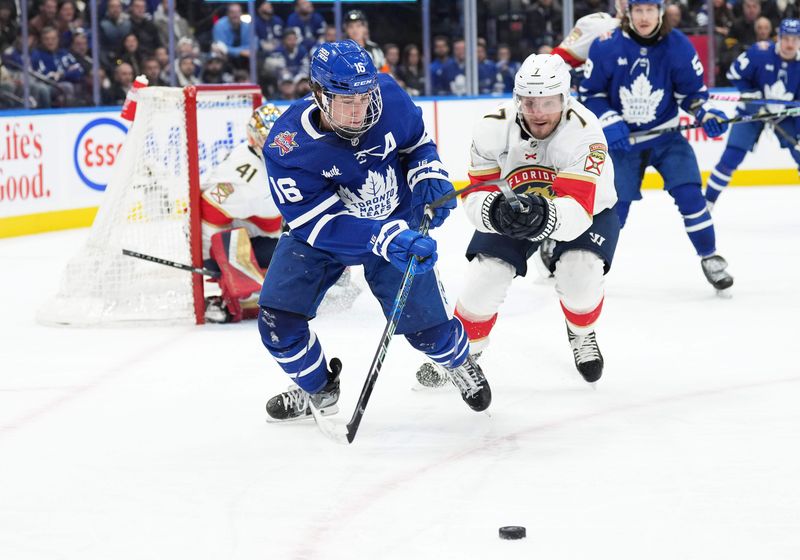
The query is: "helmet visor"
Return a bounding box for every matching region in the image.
[515,94,563,116]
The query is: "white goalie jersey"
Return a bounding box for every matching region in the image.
[463,97,617,242]
[552,12,620,68]
[200,142,283,258]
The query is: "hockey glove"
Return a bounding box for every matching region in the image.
[695,106,729,138]
[484,191,556,241]
[370,219,438,274]
[410,177,457,229]
[602,120,632,152]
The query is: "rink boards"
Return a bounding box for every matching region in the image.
[0,94,796,238]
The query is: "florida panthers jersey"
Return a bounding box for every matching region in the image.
[727,41,800,113]
[261,74,445,265]
[463,98,617,242]
[553,12,620,68]
[200,142,282,258]
[579,29,708,147]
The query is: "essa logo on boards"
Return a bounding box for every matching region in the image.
[73,118,128,191]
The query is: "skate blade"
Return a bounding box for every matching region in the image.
[309,402,350,444]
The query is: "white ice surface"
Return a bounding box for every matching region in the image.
[1,187,799,560]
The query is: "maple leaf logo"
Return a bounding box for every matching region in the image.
[337,167,399,219]
[763,80,793,113]
[619,74,663,125]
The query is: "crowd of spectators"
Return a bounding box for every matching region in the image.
[1,0,798,109]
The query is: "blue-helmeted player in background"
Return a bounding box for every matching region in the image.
[579,0,734,292]
[257,40,492,423]
[705,19,800,210]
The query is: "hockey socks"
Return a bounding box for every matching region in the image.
[705,147,746,206]
[670,185,716,257]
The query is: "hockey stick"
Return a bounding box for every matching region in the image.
[121,249,221,278]
[629,107,800,143]
[709,93,800,108]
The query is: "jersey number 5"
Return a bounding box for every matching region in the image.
[270,177,303,203]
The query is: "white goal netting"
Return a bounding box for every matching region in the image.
[39,86,260,326]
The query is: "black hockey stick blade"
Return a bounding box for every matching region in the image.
[122,249,220,278]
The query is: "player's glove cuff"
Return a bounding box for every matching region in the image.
[481,192,501,232]
[369,219,409,260]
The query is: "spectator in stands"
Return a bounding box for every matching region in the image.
[0,0,19,53]
[754,15,774,40]
[28,0,58,43]
[396,43,425,96]
[69,31,93,102]
[212,3,251,69]
[129,0,161,54]
[153,46,169,75]
[153,0,192,48]
[275,75,295,100]
[294,74,311,96]
[342,10,385,70]
[494,43,520,94]
[322,24,337,43]
[287,0,325,51]
[383,43,400,77]
[267,27,308,79]
[430,35,452,95]
[0,49,52,108]
[55,0,82,49]
[697,0,736,34]
[119,32,144,76]
[175,54,199,86]
[439,38,466,95]
[106,61,134,104]
[142,56,166,86]
[201,52,233,84]
[575,0,607,20]
[665,4,683,30]
[177,36,199,59]
[779,0,798,19]
[100,0,131,63]
[730,0,762,48]
[733,0,781,27]
[255,1,283,55]
[526,0,563,51]
[31,26,84,104]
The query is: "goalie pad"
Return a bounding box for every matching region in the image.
[209,228,267,322]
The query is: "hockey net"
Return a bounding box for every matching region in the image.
[38,85,262,326]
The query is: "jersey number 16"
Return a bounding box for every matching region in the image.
[269,176,303,203]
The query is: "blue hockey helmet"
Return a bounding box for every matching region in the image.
[310,40,383,139]
[779,18,800,37]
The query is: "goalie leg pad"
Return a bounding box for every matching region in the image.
[210,228,267,322]
[555,250,605,335]
[258,307,329,394]
[405,317,470,369]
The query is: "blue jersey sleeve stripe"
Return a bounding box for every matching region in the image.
[307,210,349,247]
[287,193,340,230]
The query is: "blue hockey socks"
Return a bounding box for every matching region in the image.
[706,147,746,205]
[405,318,470,369]
[670,184,715,257]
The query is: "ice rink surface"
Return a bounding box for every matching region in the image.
[1,186,799,560]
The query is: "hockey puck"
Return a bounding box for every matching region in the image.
[499,526,526,540]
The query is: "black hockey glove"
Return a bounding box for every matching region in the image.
[484,191,556,241]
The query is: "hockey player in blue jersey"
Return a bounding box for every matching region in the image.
[579,0,735,291]
[257,40,491,423]
[705,19,800,209]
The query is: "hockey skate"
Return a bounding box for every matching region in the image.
[701,255,734,291]
[567,324,604,383]
[446,355,492,412]
[415,352,482,389]
[266,358,341,422]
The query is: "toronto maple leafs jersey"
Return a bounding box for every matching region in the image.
[727,41,800,114]
[579,28,709,148]
[463,98,617,242]
[200,142,282,258]
[552,12,621,69]
[261,74,445,265]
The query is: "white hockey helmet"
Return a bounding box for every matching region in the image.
[513,54,572,114]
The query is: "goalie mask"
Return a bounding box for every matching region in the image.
[310,40,383,140]
[247,103,282,151]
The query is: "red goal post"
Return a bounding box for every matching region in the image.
[39,84,263,326]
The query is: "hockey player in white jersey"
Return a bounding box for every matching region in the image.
[201,103,284,323]
[417,54,620,387]
[552,1,626,69]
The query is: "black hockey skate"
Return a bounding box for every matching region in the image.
[567,324,604,383]
[701,255,734,291]
[204,296,231,323]
[266,358,342,422]
[415,352,482,389]
[446,355,492,412]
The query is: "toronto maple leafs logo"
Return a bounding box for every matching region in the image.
[269,131,299,156]
[337,167,399,219]
[619,74,664,125]
[763,80,793,113]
